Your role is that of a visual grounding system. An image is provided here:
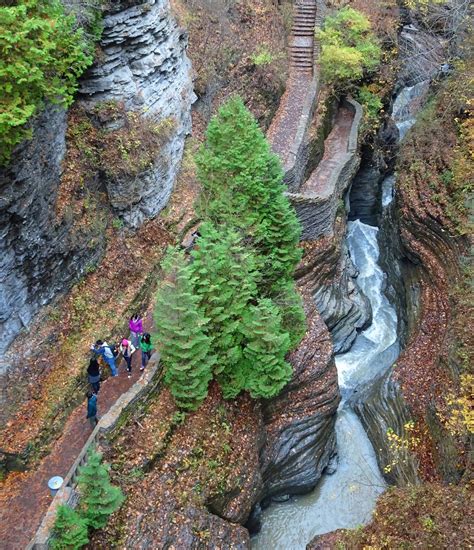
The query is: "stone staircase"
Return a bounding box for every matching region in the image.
[289,0,317,75]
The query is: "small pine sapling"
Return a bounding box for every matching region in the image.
[51,505,89,550]
[154,247,215,410]
[77,450,124,530]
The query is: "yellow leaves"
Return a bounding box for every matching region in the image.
[438,374,474,436]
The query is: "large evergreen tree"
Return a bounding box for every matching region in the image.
[241,299,293,399]
[77,450,124,530]
[51,505,89,550]
[196,96,302,291]
[154,248,215,410]
[190,222,258,398]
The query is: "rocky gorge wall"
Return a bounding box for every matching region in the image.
[346,8,472,486]
[78,0,195,227]
[0,0,193,359]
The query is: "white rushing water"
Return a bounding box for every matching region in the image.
[252,220,398,550]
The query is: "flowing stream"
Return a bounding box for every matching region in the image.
[252,221,398,549]
[252,83,426,549]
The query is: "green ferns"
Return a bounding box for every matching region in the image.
[0,0,94,164]
[155,97,305,410]
[51,450,123,549]
[317,7,381,91]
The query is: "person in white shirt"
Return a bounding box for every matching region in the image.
[91,340,118,376]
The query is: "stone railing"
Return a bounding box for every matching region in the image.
[287,98,363,240]
[27,354,161,550]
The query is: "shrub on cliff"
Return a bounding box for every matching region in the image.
[190,222,259,397]
[77,449,124,529]
[154,248,215,411]
[317,7,381,91]
[51,505,89,550]
[195,96,302,288]
[270,279,306,349]
[0,0,93,164]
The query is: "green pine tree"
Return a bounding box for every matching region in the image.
[241,299,293,399]
[196,96,302,289]
[77,450,124,530]
[256,193,302,286]
[154,247,215,411]
[51,505,89,550]
[196,96,284,234]
[190,222,258,398]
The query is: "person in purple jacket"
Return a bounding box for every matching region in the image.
[129,313,143,349]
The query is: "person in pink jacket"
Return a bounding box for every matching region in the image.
[129,313,143,349]
[120,338,136,378]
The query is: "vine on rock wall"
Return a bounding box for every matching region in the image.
[0,0,95,164]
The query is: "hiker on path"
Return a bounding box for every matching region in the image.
[119,338,136,378]
[129,314,143,349]
[86,391,98,428]
[139,333,153,371]
[91,340,118,377]
[87,358,101,393]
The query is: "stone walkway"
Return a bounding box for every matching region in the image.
[0,328,151,550]
[300,106,355,197]
[267,0,318,173]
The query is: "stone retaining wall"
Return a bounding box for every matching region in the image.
[27,355,161,550]
[287,98,363,240]
[284,78,321,192]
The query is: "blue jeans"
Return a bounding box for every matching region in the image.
[141,350,151,368]
[123,355,132,373]
[104,356,117,376]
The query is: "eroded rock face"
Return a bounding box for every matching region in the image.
[296,222,372,355]
[125,502,250,549]
[0,106,105,359]
[79,0,194,227]
[260,296,340,498]
[0,0,193,356]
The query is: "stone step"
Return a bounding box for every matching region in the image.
[290,55,313,60]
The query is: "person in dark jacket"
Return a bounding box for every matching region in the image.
[86,391,98,428]
[87,358,101,393]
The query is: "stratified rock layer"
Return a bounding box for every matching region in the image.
[0,105,105,359]
[79,0,194,227]
[261,293,340,498]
